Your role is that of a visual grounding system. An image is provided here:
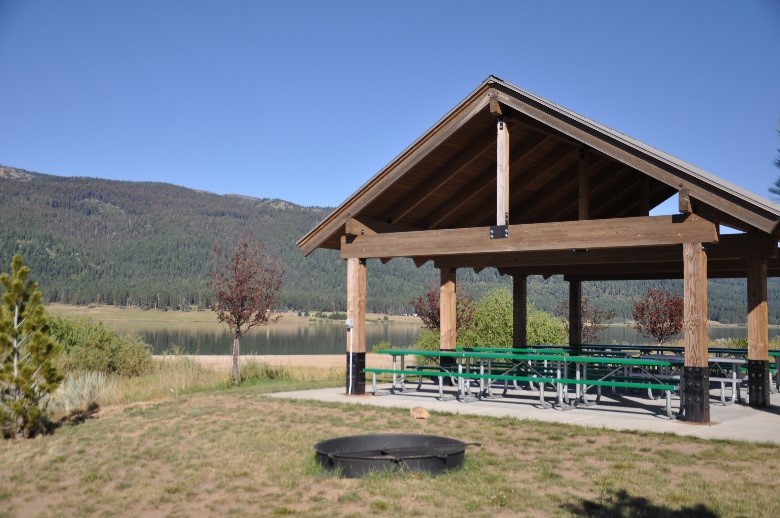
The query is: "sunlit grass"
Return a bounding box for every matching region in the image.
[2,384,779,516]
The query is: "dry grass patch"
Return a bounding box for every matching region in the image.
[1,385,779,517]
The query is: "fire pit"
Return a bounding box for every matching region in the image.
[314,433,476,478]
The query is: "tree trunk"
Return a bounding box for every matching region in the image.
[232,336,240,384]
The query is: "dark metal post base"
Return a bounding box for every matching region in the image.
[748,360,770,407]
[346,352,366,395]
[683,367,710,423]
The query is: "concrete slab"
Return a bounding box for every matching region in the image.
[268,382,780,444]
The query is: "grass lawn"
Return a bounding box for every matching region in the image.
[1,379,779,517]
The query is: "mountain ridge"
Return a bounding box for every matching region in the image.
[1,163,777,323]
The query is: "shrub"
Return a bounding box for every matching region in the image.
[46,371,116,418]
[48,315,153,377]
[411,329,441,365]
[527,305,567,345]
[459,288,567,347]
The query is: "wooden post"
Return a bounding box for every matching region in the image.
[569,280,582,348]
[346,257,366,395]
[747,257,770,407]
[440,267,457,350]
[513,274,527,348]
[578,147,589,220]
[497,118,509,226]
[683,242,709,422]
[640,177,650,216]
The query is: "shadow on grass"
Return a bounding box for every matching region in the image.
[49,402,100,431]
[561,489,718,517]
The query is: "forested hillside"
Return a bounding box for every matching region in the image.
[1,165,778,323]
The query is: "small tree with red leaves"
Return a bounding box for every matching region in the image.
[410,284,475,331]
[632,288,683,344]
[210,234,284,383]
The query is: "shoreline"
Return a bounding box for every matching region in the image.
[160,353,393,369]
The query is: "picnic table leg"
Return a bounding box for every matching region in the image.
[579,364,596,406]
[665,390,674,419]
[538,380,551,409]
[556,361,573,410]
[400,356,406,393]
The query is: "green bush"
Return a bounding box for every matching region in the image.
[459,288,567,347]
[48,315,153,377]
[526,305,567,345]
[411,329,441,365]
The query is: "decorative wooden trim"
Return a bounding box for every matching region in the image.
[341,214,719,259]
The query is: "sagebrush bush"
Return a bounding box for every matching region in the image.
[48,315,153,376]
[46,371,116,417]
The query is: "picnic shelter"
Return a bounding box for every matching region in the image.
[297,76,780,423]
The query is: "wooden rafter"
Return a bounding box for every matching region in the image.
[423,132,549,229]
[388,126,498,224]
[460,142,579,228]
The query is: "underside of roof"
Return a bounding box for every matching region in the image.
[298,76,780,258]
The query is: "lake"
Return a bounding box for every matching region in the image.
[109,320,780,355]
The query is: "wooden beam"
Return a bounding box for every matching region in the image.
[569,280,582,346]
[345,217,421,236]
[424,133,548,229]
[489,92,503,116]
[388,127,498,224]
[747,257,769,361]
[497,118,510,226]
[467,144,579,227]
[341,214,719,259]
[346,258,366,354]
[683,241,709,422]
[493,88,780,234]
[579,148,589,220]
[679,189,693,214]
[433,233,776,269]
[543,163,629,223]
[640,176,650,216]
[440,267,456,350]
[683,243,708,368]
[513,273,527,348]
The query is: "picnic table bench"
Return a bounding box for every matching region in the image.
[369,349,680,418]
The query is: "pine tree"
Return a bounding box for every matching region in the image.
[0,254,62,438]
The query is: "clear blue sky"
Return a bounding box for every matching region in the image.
[1,1,779,208]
